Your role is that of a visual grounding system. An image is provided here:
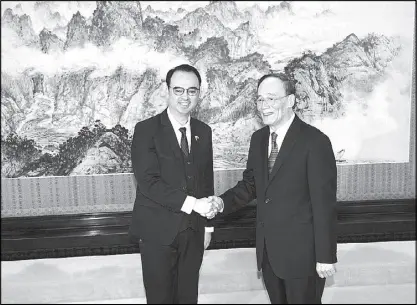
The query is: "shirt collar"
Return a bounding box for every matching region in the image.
[270,113,295,136]
[167,107,191,131]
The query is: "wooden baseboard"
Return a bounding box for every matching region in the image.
[1,199,415,261]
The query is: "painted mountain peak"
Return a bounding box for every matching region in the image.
[1,1,414,177]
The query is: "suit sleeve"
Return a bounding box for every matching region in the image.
[308,133,338,264]
[219,133,257,215]
[131,122,187,212]
[203,128,214,197]
[203,128,216,228]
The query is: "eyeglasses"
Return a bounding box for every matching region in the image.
[255,94,291,107]
[170,86,200,96]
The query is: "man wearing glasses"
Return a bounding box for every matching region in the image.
[209,73,338,303]
[129,64,221,303]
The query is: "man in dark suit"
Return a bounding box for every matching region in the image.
[209,73,338,304]
[129,64,219,304]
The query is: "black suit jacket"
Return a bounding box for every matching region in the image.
[128,109,214,245]
[220,115,338,279]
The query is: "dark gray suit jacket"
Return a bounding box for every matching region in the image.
[220,115,338,279]
[129,109,214,245]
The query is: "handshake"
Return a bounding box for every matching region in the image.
[193,196,224,219]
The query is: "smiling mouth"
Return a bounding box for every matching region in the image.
[178,101,190,108]
[263,112,274,117]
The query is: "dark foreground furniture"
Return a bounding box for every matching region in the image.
[1,199,415,261]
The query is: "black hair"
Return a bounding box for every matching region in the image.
[166,64,202,88]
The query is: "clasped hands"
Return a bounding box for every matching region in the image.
[193,196,224,219]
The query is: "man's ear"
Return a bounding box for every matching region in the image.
[287,94,296,108]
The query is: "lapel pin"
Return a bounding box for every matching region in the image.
[195,136,199,141]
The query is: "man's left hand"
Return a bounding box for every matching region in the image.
[316,262,337,278]
[204,232,212,250]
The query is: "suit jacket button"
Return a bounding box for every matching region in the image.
[265,198,270,204]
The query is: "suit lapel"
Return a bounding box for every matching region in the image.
[160,109,182,160]
[268,116,302,184]
[259,126,269,188]
[190,118,199,157]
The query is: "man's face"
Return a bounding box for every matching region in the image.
[257,77,294,128]
[167,70,200,116]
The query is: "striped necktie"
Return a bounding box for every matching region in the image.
[179,127,189,158]
[268,132,278,173]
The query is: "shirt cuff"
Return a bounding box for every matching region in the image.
[181,196,196,215]
[205,227,214,232]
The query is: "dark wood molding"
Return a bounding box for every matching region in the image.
[1,199,415,261]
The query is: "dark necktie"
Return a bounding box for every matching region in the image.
[179,127,189,158]
[268,132,278,173]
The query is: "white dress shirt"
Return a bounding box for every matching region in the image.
[268,113,295,157]
[167,108,213,232]
[167,107,192,153]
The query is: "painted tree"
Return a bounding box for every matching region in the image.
[138,1,143,27]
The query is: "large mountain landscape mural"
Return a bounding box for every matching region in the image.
[1,1,415,178]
